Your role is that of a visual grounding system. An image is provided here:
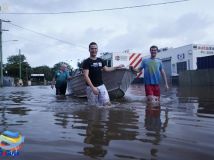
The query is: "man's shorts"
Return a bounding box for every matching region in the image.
[145,85,160,97]
[86,84,110,106]
[55,82,67,95]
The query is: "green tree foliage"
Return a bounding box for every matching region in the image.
[52,62,72,73]
[77,61,83,69]
[7,54,26,64]
[5,54,31,81]
[31,65,52,81]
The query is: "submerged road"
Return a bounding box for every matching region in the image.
[0,85,214,160]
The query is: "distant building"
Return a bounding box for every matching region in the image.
[30,74,45,85]
[156,44,214,77]
[100,44,214,84]
[3,77,14,86]
[197,55,214,70]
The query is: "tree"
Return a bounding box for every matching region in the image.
[31,65,52,81]
[4,54,31,82]
[52,62,72,73]
[77,61,83,69]
[7,54,26,64]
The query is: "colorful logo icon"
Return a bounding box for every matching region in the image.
[0,130,24,156]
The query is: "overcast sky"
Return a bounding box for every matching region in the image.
[0,0,214,68]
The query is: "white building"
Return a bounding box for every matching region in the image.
[156,44,214,76]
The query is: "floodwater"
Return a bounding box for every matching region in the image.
[0,85,214,160]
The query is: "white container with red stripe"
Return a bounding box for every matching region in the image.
[101,52,144,78]
[129,53,144,78]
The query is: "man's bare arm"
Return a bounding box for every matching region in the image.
[161,69,169,89]
[130,66,142,73]
[103,64,124,72]
[51,77,55,89]
[83,69,99,95]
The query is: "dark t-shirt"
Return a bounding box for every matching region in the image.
[82,57,106,87]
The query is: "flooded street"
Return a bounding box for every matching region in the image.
[0,85,214,160]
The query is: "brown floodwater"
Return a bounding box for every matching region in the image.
[0,85,214,160]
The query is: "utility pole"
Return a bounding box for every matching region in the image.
[18,49,23,86]
[0,19,10,87]
[0,19,3,87]
[19,49,21,80]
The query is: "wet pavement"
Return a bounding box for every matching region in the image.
[0,85,214,160]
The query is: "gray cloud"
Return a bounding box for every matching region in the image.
[149,12,212,39]
[1,0,214,67]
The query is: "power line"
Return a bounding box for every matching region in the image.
[4,32,63,48]
[7,22,88,50]
[1,0,190,15]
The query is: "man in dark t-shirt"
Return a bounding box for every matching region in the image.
[82,42,124,106]
[83,57,105,87]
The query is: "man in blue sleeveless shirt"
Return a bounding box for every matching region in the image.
[51,64,71,95]
[131,45,169,105]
